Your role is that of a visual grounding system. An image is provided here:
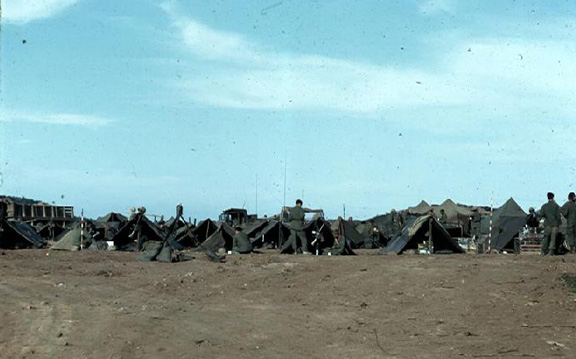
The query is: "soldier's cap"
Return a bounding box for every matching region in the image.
[529,207,535,212]
[234,226,243,231]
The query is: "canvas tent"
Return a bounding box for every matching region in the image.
[196,223,235,252]
[186,219,218,246]
[244,220,270,238]
[249,220,290,248]
[332,217,366,248]
[370,213,404,239]
[0,219,46,249]
[112,215,165,250]
[96,212,128,223]
[407,200,431,215]
[387,215,464,254]
[51,225,85,251]
[305,218,335,251]
[432,199,472,227]
[484,198,527,251]
[280,218,335,254]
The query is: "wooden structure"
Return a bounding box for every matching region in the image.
[0,196,75,226]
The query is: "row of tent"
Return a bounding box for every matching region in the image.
[0,197,545,254]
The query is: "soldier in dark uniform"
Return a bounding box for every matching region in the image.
[561,192,576,253]
[526,207,540,229]
[281,199,322,254]
[540,192,561,255]
[232,226,252,254]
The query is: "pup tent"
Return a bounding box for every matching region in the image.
[386,215,464,254]
[177,219,217,248]
[112,215,165,251]
[485,198,527,251]
[195,223,236,252]
[280,217,334,254]
[0,219,46,249]
[248,220,291,248]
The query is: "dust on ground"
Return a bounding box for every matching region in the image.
[1,250,575,359]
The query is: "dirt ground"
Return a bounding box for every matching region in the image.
[1,249,575,359]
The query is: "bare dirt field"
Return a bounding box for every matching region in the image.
[1,249,575,359]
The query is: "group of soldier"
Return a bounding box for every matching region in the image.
[129,191,576,260]
[538,192,576,255]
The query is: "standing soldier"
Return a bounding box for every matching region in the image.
[281,199,322,255]
[540,192,562,256]
[470,208,482,240]
[391,209,404,232]
[439,209,448,225]
[561,192,576,253]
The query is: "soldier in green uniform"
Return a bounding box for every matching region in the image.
[561,192,576,253]
[439,209,448,225]
[540,192,562,255]
[281,199,322,254]
[470,208,481,239]
[232,226,252,254]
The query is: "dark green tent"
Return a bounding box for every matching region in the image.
[96,212,128,223]
[0,220,46,249]
[113,215,165,250]
[486,198,526,251]
[331,217,365,248]
[190,219,218,245]
[250,220,290,248]
[386,215,464,254]
[197,224,235,252]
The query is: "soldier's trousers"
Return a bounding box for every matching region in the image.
[565,226,576,251]
[282,229,309,253]
[542,226,558,254]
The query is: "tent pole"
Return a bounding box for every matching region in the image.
[80,209,85,250]
[428,217,433,254]
[489,192,494,253]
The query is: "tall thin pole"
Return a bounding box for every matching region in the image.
[80,209,85,250]
[488,191,493,253]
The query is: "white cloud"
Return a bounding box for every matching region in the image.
[1,111,113,128]
[3,0,79,25]
[159,6,576,121]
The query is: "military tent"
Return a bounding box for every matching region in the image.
[50,226,84,251]
[96,212,128,223]
[0,220,46,249]
[407,200,431,215]
[280,218,334,254]
[485,198,527,251]
[244,220,270,238]
[332,217,365,248]
[197,223,235,252]
[432,199,472,227]
[112,215,165,251]
[386,215,464,254]
[370,212,404,238]
[250,220,290,248]
[187,219,218,246]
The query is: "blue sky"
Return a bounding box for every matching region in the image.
[1,0,575,220]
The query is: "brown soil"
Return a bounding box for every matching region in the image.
[1,250,575,359]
